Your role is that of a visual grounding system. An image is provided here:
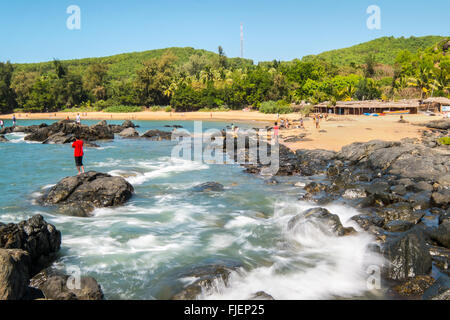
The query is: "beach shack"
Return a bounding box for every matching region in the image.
[313,100,419,115]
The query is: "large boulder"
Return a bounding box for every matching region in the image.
[118,127,139,138]
[141,129,172,141]
[382,228,432,281]
[39,171,134,217]
[30,268,104,300]
[428,223,450,249]
[0,249,31,300]
[0,215,61,274]
[288,207,356,237]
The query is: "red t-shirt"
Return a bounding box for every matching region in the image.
[273,126,279,136]
[72,140,84,157]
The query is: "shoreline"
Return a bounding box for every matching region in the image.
[1,111,440,152]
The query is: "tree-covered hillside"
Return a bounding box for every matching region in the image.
[302,36,447,66]
[14,47,254,81]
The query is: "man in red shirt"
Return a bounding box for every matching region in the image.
[72,136,85,175]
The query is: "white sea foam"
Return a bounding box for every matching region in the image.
[202,201,384,300]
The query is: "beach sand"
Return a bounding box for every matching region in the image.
[2,111,439,152]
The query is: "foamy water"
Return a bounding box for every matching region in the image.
[0,120,385,300]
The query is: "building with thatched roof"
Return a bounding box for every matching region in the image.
[313,100,420,115]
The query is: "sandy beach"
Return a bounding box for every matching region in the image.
[1,111,440,152]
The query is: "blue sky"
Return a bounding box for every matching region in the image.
[0,0,448,63]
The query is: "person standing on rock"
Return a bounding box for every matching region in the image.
[273,122,279,143]
[72,136,85,175]
[76,113,81,125]
[12,114,16,126]
[0,119,4,129]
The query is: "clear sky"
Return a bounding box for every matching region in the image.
[0,0,448,63]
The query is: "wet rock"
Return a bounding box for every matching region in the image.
[431,190,450,209]
[295,149,336,176]
[249,291,275,300]
[288,208,356,237]
[171,264,241,300]
[0,249,31,300]
[376,203,425,225]
[351,213,384,230]
[428,223,450,249]
[192,182,224,192]
[393,275,435,297]
[141,129,172,141]
[390,185,407,196]
[30,268,104,300]
[121,120,136,128]
[40,171,134,217]
[384,220,414,232]
[422,274,450,300]
[0,135,8,142]
[414,181,433,192]
[0,215,61,274]
[382,228,432,281]
[118,127,139,138]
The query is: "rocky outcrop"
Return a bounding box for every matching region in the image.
[288,208,356,237]
[192,182,224,192]
[109,120,139,133]
[30,268,104,300]
[141,129,172,141]
[40,171,134,217]
[382,228,432,281]
[0,215,61,274]
[24,120,114,144]
[393,275,435,297]
[0,249,31,300]
[0,135,7,142]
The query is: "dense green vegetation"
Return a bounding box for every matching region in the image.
[303,36,446,66]
[0,36,448,115]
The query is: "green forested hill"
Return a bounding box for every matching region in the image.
[302,35,448,66]
[14,47,254,80]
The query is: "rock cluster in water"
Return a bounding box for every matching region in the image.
[0,215,103,300]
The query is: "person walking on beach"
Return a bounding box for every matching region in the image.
[273,122,279,143]
[315,115,320,129]
[12,114,16,127]
[76,113,81,125]
[72,136,85,175]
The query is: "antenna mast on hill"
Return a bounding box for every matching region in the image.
[240,23,244,58]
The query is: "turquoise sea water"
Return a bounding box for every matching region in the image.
[0,119,384,300]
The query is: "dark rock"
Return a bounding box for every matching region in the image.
[431,190,450,209]
[428,223,450,249]
[192,182,224,192]
[376,203,425,225]
[121,120,136,128]
[414,181,434,192]
[422,274,450,300]
[0,249,31,300]
[264,177,279,185]
[288,208,356,237]
[351,213,384,230]
[141,129,172,141]
[0,215,61,274]
[423,120,450,130]
[30,268,104,300]
[249,291,275,300]
[171,264,241,300]
[384,220,414,232]
[382,228,432,281]
[40,171,134,217]
[0,135,8,143]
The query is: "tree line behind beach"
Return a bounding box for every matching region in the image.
[0,36,448,115]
